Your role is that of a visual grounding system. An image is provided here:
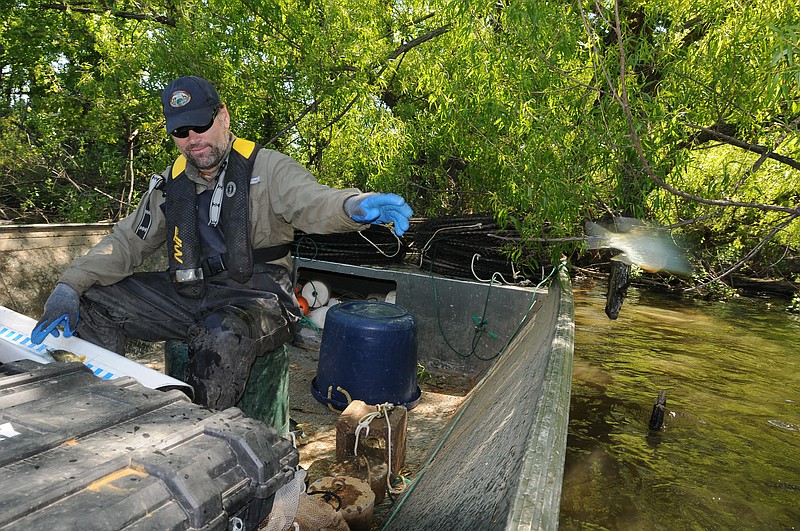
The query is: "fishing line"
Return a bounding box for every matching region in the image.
[417,222,484,268]
[427,256,564,361]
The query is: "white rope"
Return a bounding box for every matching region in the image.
[470,253,514,284]
[357,226,402,257]
[353,403,395,489]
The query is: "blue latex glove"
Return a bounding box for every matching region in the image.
[31,283,80,345]
[345,193,413,236]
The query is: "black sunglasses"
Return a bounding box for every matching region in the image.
[170,107,220,138]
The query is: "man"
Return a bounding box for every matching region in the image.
[30,75,413,419]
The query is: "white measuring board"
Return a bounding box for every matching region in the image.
[0,305,191,394]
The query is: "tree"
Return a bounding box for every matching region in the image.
[0,0,798,290]
[574,0,800,286]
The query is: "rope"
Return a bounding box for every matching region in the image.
[293,235,320,262]
[326,385,353,413]
[299,316,320,333]
[357,225,402,258]
[304,279,323,308]
[353,403,405,494]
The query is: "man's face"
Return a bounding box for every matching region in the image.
[171,105,231,174]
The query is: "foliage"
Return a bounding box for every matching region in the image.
[788,290,800,313]
[0,0,798,289]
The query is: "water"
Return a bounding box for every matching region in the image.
[561,280,800,530]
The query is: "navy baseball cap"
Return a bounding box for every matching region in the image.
[161,76,221,135]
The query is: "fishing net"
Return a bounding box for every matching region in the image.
[292,491,350,531]
[259,469,306,531]
[413,215,547,282]
[290,215,550,283]
[259,468,351,531]
[293,225,408,265]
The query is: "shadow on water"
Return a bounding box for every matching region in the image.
[560,280,800,530]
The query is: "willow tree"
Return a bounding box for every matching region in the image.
[365,0,800,282]
[572,0,800,285]
[0,0,182,221]
[1,0,799,285]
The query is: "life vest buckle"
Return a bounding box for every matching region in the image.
[203,255,227,277]
[172,268,204,283]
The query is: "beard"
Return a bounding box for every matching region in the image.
[183,142,226,171]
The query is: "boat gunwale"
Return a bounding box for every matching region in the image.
[382,268,574,531]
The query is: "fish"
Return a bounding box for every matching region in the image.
[46,349,86,363]
[585,217,693,276]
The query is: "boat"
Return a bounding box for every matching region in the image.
[0,222,574,530]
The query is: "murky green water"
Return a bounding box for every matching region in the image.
[561,280,800,530]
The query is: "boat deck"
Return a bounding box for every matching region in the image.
[130,340,473,528]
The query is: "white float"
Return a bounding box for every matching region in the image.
[301,280,331,308]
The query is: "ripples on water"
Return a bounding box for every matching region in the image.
[560,280,800,530]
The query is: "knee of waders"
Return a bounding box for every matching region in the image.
[189,298,291,358]
[185,299,292,410]
[206,297,294,351]
[186,323,259,410]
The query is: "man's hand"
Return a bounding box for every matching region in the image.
[344,193,414,236]
[31,283,80,345]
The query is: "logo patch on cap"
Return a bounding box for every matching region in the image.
[169,90,192,108]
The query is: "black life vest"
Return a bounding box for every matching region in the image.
[164,138,261,298]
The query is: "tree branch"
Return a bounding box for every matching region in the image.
[38,3,177,26]
[266,98,320,146]
[583,0,800,286]
[686,121,800,171]
[684,212,800,292]
[596,0,800,216]
[268,23,453,144]
[238,0,302,51]
[387,24,452,60]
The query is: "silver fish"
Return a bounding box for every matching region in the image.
[585,217,692,276]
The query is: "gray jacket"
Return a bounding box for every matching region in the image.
[59,135,365,295]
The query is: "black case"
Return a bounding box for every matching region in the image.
[0,360,298,530]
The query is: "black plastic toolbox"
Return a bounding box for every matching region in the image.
[0,360,299,530]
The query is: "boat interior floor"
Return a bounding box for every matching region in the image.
[129,339,473,528]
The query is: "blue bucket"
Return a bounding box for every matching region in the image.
[311,301,421,411]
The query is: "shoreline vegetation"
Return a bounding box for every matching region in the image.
[2,1,798,300]
[572,262,800,314]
